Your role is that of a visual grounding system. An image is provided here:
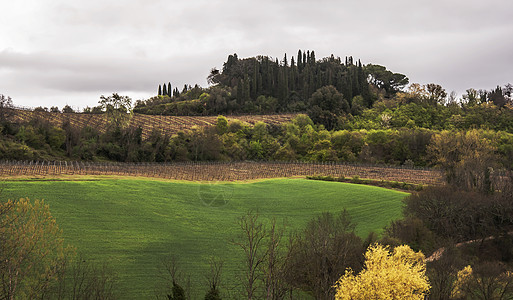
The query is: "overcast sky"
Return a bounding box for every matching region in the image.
[1,0,512,110]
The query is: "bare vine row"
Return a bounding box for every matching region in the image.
[0,160,444,185]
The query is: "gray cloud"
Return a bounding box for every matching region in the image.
[0,0,512,109]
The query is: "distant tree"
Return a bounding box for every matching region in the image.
[334,244,430,300]
[34,106,48,112]
[168,82,172,97]
[505,83,513,102]
[50,106,60,113]
[462,88,480,107]
[426,83,447,105]
[308,85,348,130]
[365,64,409,96]
[62,105,74,113]
[207,68,221,85]
[99,93,133,129]
[91,105,104,114]
[163,83,168,97]
[489,85,507,108]
[159,84,162,96]
[216,115,228,134]
[0,94,14,124]
[428,130,497,191]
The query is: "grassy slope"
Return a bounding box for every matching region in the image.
[2,178,407,299]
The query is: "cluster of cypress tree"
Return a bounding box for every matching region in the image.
[213,50,372,109]
[157,82,173,97]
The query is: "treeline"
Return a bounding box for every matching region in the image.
[134,50,409,119]
[4,110,513,174]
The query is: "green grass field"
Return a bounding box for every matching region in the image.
[2,178,408,299]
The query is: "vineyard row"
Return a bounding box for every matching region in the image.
[8,109,297,139]
[0,160,445,185]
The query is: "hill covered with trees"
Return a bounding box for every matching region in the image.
[134,51,407,126]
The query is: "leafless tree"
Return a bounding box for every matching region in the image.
[156,256,190,300]
[204,257,223,300]
[234,211,267,300]
[283,211,363,300]
[263,218,287,300]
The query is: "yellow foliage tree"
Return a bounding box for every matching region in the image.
[334,244,430,300]
[0,198,72,299]
[451,264,513,299]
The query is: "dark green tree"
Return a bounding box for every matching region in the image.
[158,85,162,96]
[297,50,303,69]
[308,85,348,130]
[490,85,507,108]
[167,281,186,300]
[168,82,172,97]
[365,64,409,97]
[163,84,168,97]
[204,288,221,300]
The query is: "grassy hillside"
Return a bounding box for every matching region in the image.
[2,178,407,299]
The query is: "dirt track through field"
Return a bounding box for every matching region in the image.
[0,161,444,185]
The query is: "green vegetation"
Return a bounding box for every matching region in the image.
[1,178,406,299]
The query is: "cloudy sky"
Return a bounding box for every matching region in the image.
[1,0,512,110]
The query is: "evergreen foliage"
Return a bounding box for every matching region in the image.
[144,50,385,116]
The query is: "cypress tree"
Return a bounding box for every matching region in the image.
[244,74,250,103]
[237,78,244,105]
[290,56,297,92]
[168,82,172,97]
[297,50,302,69]
[252,60,258,99]
[163,83,167,97]
[158,84,162,96]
